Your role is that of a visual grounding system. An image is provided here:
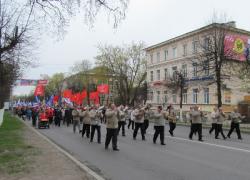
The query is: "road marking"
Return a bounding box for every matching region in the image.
[147,132,250,153]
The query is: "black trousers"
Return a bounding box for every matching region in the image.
[82,124,90,138]
[128,119,134,130]
[66,117,71,127]
[227,122,242,139]
[215,124,226,139]
[209,123,217,134]
[133,123,145,140]
[49,117,53,124]
[169,122,176,135]
[153,126,165,144]
[189,123,202,140]
[105,128,118,149]
[55,117,61,127]
[91,125,101,143]
[144,119,149,133]
[118,121,126,136]
[32,116,37,127]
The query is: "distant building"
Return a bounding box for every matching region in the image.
[145,22,250,112]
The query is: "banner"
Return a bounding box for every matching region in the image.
[97,84,109,94]
[224,34,250,61]
[34,85,45,96]
[15,79,48,86]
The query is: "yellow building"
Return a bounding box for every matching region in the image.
[145,22,250,112]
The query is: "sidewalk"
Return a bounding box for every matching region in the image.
[0,109,4,126]
[0,113,95,180]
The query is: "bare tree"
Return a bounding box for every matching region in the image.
[96,42,147,105]
[0,0,36,108]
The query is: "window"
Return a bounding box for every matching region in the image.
[193,89,198,104]
[157,91,160,104]
[204,88,209,104]
[164,50,168,61]
[182,64,187,78]
[164,68,168,80]
[157,70,161,80]
[150,71,154,82]
[204,60,209,76]
[183,44,187,56]
[148,91,153,101]
[150,54,154,64]
[224,91,231,104]
[157,52,160,62]
[172,66,178,79]
[204,37,210,50]
[193,63,198,77]
[192,41,198,54]
[164,91,168,103]
[173,47,177,58]
[172,94,177,103]
[183,89,187,104]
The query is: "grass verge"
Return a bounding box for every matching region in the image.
[0,112,37,175]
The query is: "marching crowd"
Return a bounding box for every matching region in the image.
[13,103,245,151]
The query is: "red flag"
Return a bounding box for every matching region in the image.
[80,90,87,99]
[90,91,99,105]
[53,95,59,103]
[34,85,45,96]
[75,92,82,105]
[63,89,72,99]
[97,84,109,94]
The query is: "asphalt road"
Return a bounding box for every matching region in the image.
[32,121,250,180]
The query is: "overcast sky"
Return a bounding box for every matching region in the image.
[13,0,250,95]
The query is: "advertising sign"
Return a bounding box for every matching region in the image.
[224,34,250,61]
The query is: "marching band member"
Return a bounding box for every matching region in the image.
[105,104,119,151]
[118,105,126,136]
[89,105,101,143]
[81,107,91,138]
[215,107,226,140]
[227,108,244,140]
[153,106,167,145]
[133,106,145,141]
[167,104,177,137]
[72,106,81,133]
[189,105,203,141]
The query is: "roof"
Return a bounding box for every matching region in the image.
[145,22,250,51]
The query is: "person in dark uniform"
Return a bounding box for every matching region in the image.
[189,105,203,141]
[54,106,62,127]
[118,105,126,136]
[227,108,244,140]
[215,107,226,140]
[31,107,38,127]
[133,106,145,140]
[153,106,167,145]
[64,106,71,127]
[105,104,119,151]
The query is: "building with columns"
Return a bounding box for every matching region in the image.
[145,22,250,112]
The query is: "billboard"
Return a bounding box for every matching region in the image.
[15,79,48,86]
[224,34,250,61]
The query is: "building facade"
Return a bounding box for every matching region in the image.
[145,22,250,112]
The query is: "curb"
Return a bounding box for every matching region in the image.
[19,117,105,180]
